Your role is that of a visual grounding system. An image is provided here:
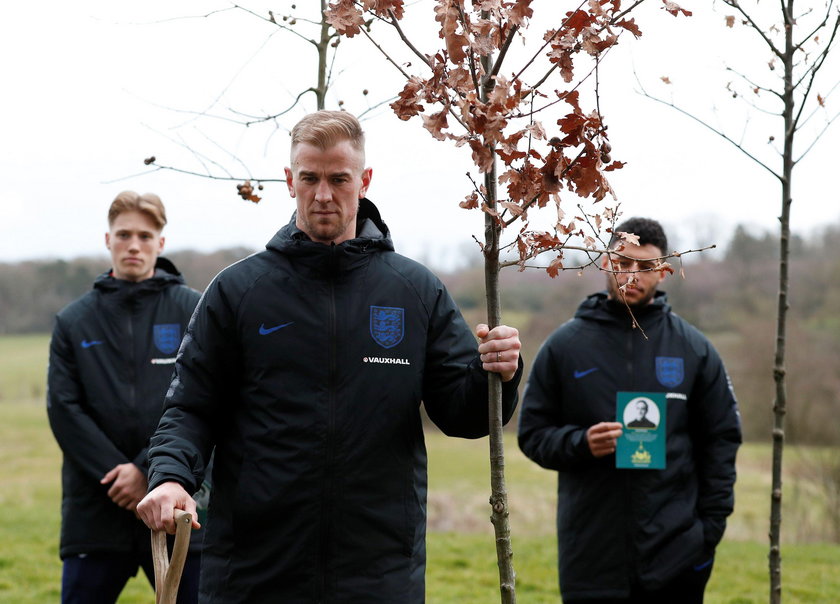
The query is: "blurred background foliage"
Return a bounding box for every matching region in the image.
[3,221,840,445]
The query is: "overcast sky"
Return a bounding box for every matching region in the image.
[1,1,837,271]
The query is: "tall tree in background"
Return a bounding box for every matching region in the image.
[325,1,692,600]
[142,2,385,202]
[639,2,839,601]
[232,1,339,113]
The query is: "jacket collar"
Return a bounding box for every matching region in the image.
[264,198,394,275]
[267,198,394,251]
[94,256,185,294]
[575,290,671,325]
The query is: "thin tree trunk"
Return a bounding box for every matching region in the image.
[480,51,516,604]
[769,2,795,601]
[315,0,329,109]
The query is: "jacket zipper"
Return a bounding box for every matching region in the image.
[127,297,136,409]
[625,323,634,389]
[317,245,339,601]
[624,323,638,585]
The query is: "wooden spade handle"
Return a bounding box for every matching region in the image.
[152,509,194,604]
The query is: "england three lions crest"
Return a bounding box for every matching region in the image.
[656,356,684,388]
[370,306,404,349]
[153,323,181,355]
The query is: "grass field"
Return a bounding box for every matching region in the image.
[2,335,839,602]
[0,334,49,401]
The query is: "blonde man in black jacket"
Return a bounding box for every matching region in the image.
[48,191,204,603]
[138,111,524,603]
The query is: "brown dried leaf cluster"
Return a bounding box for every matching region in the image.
[326,0,690,271]
[236,180,262,204]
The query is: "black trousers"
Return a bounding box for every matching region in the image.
[61,551,201,604]
[564,556,714,604]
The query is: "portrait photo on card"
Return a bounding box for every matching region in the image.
[623,395,660,429]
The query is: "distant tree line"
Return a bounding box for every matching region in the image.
[2,223,838,444]
[0,248,252,335]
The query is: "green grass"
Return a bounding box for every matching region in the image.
[2,334,840,602]
[0,333,50,401]
[428,532,558,602]
[428,535,840,603]
[0,402,155,603]
[423,428,840,602]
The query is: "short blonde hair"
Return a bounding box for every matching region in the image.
[290,110,365,164]
[108,191,167,230]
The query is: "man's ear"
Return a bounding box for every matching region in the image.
[285,167,296,198]
[158,235,166,254]
[105,232,111,250]
[656,250,668,283]
[359,167,373,199]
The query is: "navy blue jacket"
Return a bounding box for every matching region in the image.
[147,199,521,603]
[518,291,741,600]
[47,258,202,558]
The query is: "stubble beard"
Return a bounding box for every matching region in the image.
[302,213,354,244]
[608,279,656,308]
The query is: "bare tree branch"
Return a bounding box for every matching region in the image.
[135,163,283,183]
[722,0,785,59]
[499,244,715,270]
[795,105,840,162]
[635,74,781,181]
[168,28,286,130]
[726,66,784,104]
[791,0,836,51]
[102,167,166,185]
[488,24,520,81]
[232,3,320,46]
[359,25,412,79]
[229,88,319,125]
[196,129,253,176]
[179,130,231,178]
[385,9,433,70]
[137,7,238,24]
[798,78,839,129]
[614,0,647,22]
[792,13,840,129]
[357,95,400,120]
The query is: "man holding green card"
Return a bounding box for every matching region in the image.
[518,217,741,603]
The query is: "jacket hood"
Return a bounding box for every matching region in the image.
[93,256,186,294]
[575,290,671,325]
[266,197,394,257]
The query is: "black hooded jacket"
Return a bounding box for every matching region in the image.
[47,257,202,558]
[147,199,521,603]
[518,291,741,600]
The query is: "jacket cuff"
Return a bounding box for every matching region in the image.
[148,460,200,494]
[132,448,150,476]
[502,356,524,393]
[701,515,726,549]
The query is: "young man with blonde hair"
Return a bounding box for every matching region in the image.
[48,191,205,603]
[138,110,523,602]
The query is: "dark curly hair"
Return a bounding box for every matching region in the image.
[608,217,668,254]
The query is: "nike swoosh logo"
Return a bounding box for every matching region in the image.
[259,322,294,335]
[81,340,103,349]
[573,367,598,379]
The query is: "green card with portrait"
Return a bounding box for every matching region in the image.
[616,392,666,469]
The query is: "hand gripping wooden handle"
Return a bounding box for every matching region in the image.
[152,509,194,604]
